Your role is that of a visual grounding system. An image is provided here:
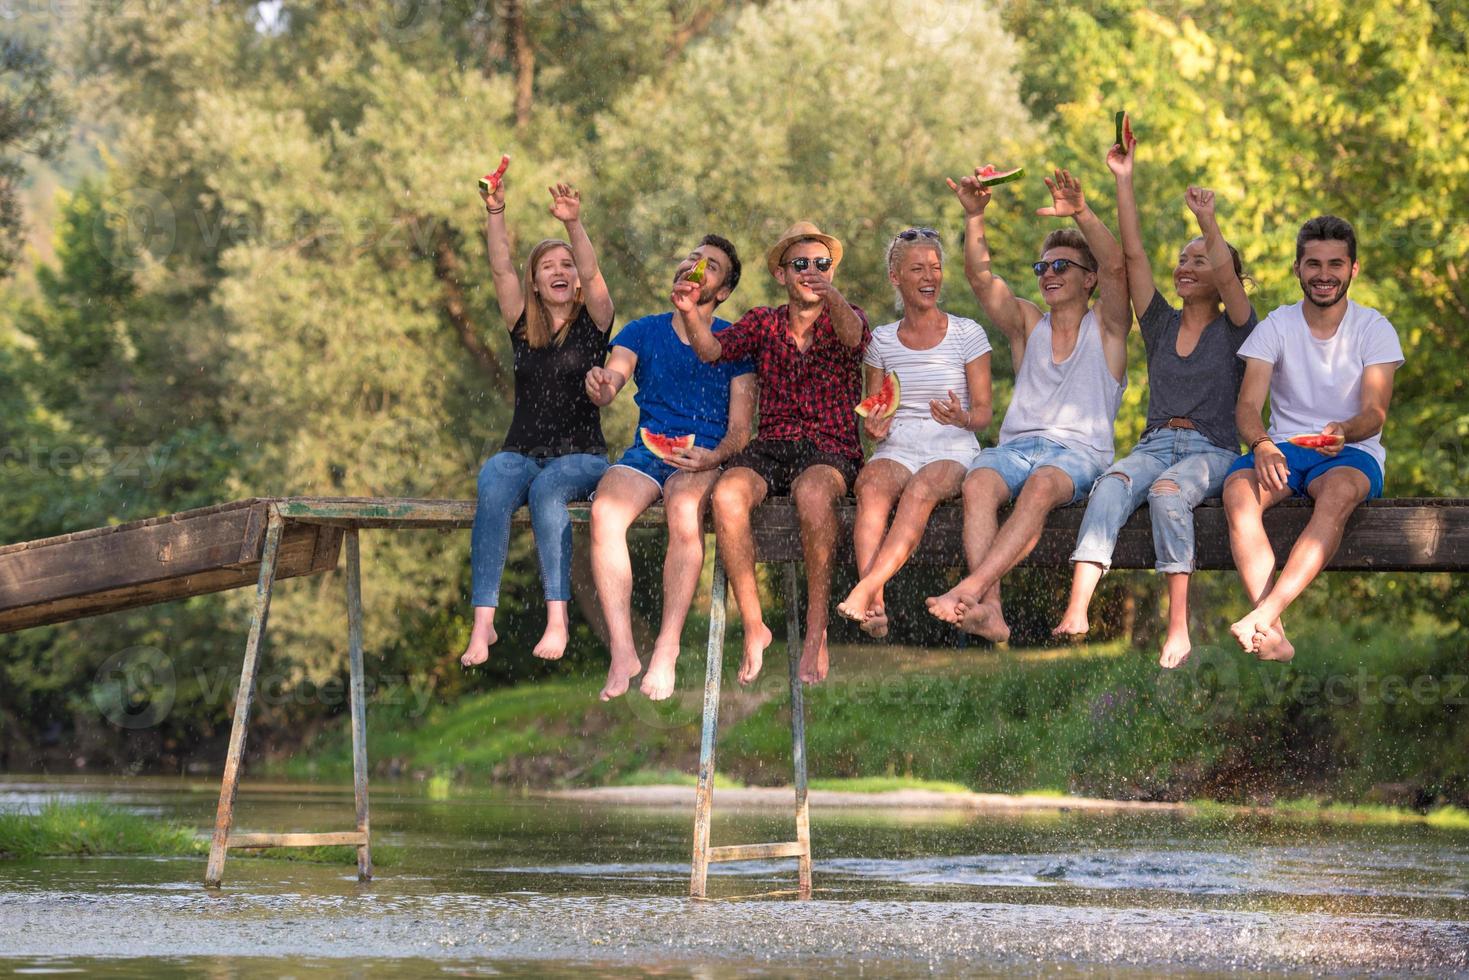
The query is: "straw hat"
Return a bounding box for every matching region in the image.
[765,220,844,278]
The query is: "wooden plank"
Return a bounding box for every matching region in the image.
[707,841,808,863]
[0,521,342,634]
[227,831,368,849]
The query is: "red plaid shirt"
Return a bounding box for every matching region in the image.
[717,303,871,460]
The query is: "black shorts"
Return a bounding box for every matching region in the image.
[723,439,860,496]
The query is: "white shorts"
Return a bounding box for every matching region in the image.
[868,417,981,474]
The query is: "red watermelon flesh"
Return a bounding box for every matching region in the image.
[976,164,1024,187]
[855,372,901,419]
[640,427,696,460]
[478,154,511,195]
[1287,433,1344,450]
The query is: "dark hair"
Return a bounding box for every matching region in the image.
[1041,228,1096,271]
[1295,215,1357,263]
[698,234,741,295]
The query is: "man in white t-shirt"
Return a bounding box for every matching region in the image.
[1224,215,1405,660]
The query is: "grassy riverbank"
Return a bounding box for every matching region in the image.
[274,617,1469,809]
[0,802,389,866]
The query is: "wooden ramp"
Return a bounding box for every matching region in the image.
[0,498,342,634]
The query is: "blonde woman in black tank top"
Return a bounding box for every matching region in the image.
[459,168,614,669]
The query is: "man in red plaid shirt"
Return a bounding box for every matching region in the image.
[685,221,870,687]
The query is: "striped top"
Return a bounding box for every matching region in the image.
[862,314,992,426]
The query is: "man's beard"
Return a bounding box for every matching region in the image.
[1299,273,1352,309]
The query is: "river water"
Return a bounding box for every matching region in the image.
[1,775,1466,976]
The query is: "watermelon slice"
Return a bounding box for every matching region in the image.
[976,164,1024,187]
[683,256,708,284]
[1287,433,1345,450]
[640,427,695,460]
[1114,110,1124,148]
[855,372,901,419]
[477,154,511,196]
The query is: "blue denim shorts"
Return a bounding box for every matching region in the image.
[610,443,681,491]
[968,436,1110,504]
[1227,441,1384,499]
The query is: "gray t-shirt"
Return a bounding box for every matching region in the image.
[1139,290,1257,451]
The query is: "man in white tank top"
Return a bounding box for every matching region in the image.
[1223,216,1404,661]
[926,169,1130,642]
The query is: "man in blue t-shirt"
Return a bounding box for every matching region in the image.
[584,234,756,703]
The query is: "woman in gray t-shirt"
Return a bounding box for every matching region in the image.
[1051,116,1256,669]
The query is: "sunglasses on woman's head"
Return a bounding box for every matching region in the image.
[786,256,834,273]
[1032,258,1095,276]
[896,227,940,242]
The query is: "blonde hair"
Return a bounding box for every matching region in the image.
[520,238,583,348]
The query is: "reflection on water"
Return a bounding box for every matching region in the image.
[1,775,1466,975]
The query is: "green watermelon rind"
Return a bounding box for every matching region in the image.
[978,166,1024,187]
[855,372,901,419]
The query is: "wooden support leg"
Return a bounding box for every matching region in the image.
[345,529,372,882]
[205,509,286,888]
[784,562,812,899]
[690,560,728,899]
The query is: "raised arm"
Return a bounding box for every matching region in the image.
[548,183,614,332]
[1107,119,1156,316]
[1185,187,1252,327]
[672,279,724,363]
[1039,169,1130,340]
[946,170,1040,351]
[480,164,524,328]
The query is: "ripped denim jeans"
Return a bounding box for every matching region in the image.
[1068,427,1237,574]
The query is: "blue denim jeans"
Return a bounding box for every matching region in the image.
[470,451,608,606]
[1069,428,1237,574]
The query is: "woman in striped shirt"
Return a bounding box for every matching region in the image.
[836,228,994,636]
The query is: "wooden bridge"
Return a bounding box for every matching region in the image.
[2,495,1467,893]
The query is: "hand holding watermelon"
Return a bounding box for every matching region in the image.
[1106,111,1136,177]
[945,171,994,216]
[1287,424,1346,455]
[478,154,510,208]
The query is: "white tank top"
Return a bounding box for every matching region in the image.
[998,308,1125,460]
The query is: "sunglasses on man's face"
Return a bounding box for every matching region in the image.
[786,256,834,273]
[1032,258,1095,276]
[896,227,940,242]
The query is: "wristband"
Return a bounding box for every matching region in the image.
[486,204,505,215]
[1249,435,1274,453]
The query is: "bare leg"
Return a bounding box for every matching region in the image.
[641,469,720,701]
[1223,470,1295,657]
[927,469,1008,627]
[589,468,661,699]
[712,468,774,685]
[842,461,964,636]
[837,460,909,637]
[1232,467,1369,659]
[459,606,499,666]
[792,465,848,684]
[1053,562,1103,638]
[937,468,1074,640]
[1159,572,1193,668]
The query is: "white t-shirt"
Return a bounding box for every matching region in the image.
[1237,300,1405,470]
[863,314,992,426]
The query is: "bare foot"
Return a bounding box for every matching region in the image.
[956,596,1010,644]
[599,648,643,701]
[1159,630,1192,669]
[532,621,569,660]
[1254,622,1295,663]
[859,605,889,639]
[836,582,874,624]
[1051,609,1089,641]
[798,629,829,684]
[1229,610,1272,654]
[639,641,680,701]
[925,587,969,625]
[738,622,773,686]
[459,624,498,667]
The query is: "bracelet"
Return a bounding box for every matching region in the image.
[1249,435,1274,452]
[485,204,505,215]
